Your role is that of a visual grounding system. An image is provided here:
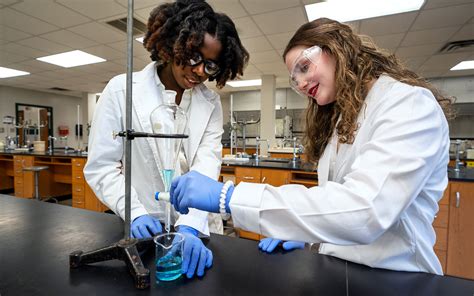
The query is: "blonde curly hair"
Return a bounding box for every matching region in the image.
[283,18,453,163]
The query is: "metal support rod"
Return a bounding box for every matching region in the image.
[124,0,134,239]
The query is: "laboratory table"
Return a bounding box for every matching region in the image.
[1,194,473,296]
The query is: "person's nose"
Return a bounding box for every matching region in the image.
[192,63,206,77]
[298,79,309,92]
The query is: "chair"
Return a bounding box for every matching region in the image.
[22,166,57,203]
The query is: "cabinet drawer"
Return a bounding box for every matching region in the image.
[72,183,85,196]
[72,200,85,209]
[235,168,261,183]
[72,173,85,184]
[434,227,448,251]
[433,204,449,228]
[72,158,86,172]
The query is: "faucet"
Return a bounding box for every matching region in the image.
[454,139,463,172]
[282,137,299,163]
[255,137,269,162]
[48,136,57,154]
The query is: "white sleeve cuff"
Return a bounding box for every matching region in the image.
[175,208,210,237]
[229,182,266,234]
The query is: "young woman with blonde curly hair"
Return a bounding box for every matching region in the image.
[169,18,452,275]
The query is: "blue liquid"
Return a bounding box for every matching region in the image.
[156,255,182,282]
[161,169,175,191]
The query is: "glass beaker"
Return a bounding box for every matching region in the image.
[154,232,184,282]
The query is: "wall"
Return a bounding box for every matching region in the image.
[222,75,474,138]
[0,85,88,149]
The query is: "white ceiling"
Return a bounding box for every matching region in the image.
[0,0,473,98]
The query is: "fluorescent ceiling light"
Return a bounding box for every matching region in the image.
[36,50,106,68]
[305,0,425,23]
[135,36,144,43]
[0,66,30,78]
[450,60,474,71]
[227,79,262,87]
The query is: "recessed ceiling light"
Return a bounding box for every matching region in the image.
[227,79,262,87]
[305,0,425,23]
[0,66,30,78]
[36,50,106,68]
[450,60,474,71]
[135,36,144,43]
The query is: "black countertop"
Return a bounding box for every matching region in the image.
[448,167,474,182]
[1,195,473,295]
[0,149,87,158]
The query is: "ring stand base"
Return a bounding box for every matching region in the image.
[69,237,154,289]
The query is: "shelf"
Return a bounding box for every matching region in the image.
[290,179,318,186]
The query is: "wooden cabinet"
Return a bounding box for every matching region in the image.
[71,158,108,212]
[235,167,261,184]
[446,181,474,279]
[261,168,289,186]
[13,155,34,198]
[433,186,450,272]
[0,155,14,191]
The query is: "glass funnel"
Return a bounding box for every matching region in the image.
[150,90,187,232]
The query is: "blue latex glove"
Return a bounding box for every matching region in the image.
[131,214,163,239]
[178,225,213,278]
[170,170,233,215]
[258,238,305,253]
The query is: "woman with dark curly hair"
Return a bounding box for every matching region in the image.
[85,0,248,279]
[169,18,452,275]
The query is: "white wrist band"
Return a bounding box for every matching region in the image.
[219,180,233,220]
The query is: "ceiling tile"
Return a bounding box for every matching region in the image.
[420,52,472,71]
[401,27,459,47]
[207,0,248,18]
[249,50,281,64]
[241,36,273,53]
[411,3,474,31]
[134,6,154,21]
[396,43,444,58]
[68,22,126,44]
[0,25,32,41]
[359,12,417,36]
[81,45,125,61]
[242,64,262,75]
[239,0,301,15]
[371,33,404,51]
[252,7,306,35]
[11,1,90,28]
[0,42,49,58]
[114,0,160,10]
[422,0,474,10]
[1,51,28,63]
[107,40,148,57]
[56,0,126,20]
[267,32,294,50]
[40,30,99,49]
[14,59,60,71]
[1,7,58,35]
[233,17,262,39]
[400,56,430,71]
[16,37,71,54]
[450,23,474,41]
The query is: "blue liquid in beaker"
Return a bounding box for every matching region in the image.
[156,255,182,282]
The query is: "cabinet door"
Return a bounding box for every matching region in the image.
[235,167,261,184]
[260,169,289,186]
[447,182,474,280]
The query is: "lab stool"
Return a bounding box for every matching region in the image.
[22,166,57,203]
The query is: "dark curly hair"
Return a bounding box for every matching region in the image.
[143,0,249,88]
[283,18,454,163]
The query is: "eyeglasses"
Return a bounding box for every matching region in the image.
[188,53,220,76]
[289,45,322,98]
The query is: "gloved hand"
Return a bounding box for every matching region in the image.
[258,238,306,253]
[131,214,163,239]
[170,170,232,215]
[178,225,213,278]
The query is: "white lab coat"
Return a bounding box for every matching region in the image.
[230,75,449,274]
[84,62,224,235]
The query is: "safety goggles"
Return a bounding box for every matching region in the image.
[289,45,322,98]
[188,53,220,76]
